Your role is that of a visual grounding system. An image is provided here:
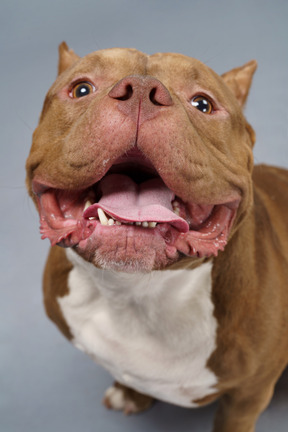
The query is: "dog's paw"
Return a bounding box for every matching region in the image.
[103,386,139,414]
[103,382,154,415]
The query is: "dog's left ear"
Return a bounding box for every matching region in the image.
[222,60,257,108]
[58,42,80,75]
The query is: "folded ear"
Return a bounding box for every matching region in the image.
[222,60,257,108]
[58,42,80,75]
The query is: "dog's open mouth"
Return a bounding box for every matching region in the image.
[33,151,239,261]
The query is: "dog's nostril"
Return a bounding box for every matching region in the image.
[114,84,133,101]
[149,85,173,107]
[109,76,173,110]
[149,88,163,106]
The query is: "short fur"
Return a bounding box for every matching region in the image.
[26,43,288,432]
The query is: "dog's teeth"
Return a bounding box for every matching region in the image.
[172,201,180,216]
[97,208,109,225]
[96,217,157,228]
[148,222,157,228]
[84,200,92,211]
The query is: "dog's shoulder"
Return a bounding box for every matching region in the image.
[253,164,288,195]
[43,246,73,339]
[253,164,288,246]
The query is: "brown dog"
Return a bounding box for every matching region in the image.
[26,42,288,432]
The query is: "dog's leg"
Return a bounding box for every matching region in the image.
[212,380,275,432]
[103,382,155,415]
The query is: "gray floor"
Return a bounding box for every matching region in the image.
[1,1,288,431]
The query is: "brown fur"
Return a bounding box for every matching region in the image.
[43,246,73,340]
[26,44,288,432]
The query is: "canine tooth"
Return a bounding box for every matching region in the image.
[89,216,96,220]
[173,208,180,216]
[84,200,92,211]
[108,219,114,226]
[115,221,122,226]
[97,208,109,225]
[135,221,142,226]
[148,222,157,228]
[142,221,149,228]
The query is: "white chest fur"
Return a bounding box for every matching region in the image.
[59,250,218,407]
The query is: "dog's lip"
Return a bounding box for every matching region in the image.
[32,180,52,196]
[32,149,157,195]
[31,148,241,258]
[33,179,240,259]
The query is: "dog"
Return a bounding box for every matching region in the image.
[26,42,288,432]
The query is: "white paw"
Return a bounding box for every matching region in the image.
[103,385,139,415]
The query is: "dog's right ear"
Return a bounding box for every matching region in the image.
[58,42,80,75]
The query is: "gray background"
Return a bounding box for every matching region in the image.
[1,0,288,431]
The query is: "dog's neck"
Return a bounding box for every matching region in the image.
[65,248,213,314]
[62,248,218,406]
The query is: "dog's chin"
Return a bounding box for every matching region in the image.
[74,223,181,273]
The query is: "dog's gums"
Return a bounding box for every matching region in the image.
[33,150,239,264]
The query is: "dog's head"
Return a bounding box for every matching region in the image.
[26,43,256,272]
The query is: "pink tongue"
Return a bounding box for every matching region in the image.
[86,174,188,232]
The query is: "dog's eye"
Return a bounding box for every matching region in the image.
[71,82,95,98]
[191,96,213,114]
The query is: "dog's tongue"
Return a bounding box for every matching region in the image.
[88,174,188,232]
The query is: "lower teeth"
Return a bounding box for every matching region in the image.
[95,208,157,228]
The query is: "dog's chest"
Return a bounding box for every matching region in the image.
[59,250,218,407]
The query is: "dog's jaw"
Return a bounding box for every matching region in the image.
[32,149,240,272]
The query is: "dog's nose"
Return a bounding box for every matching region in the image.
[108,75,173,123]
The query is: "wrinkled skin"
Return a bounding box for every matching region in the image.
[26,45,255,272]
[26,45,288,432]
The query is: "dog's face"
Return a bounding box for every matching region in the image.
[26,44,256,272]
